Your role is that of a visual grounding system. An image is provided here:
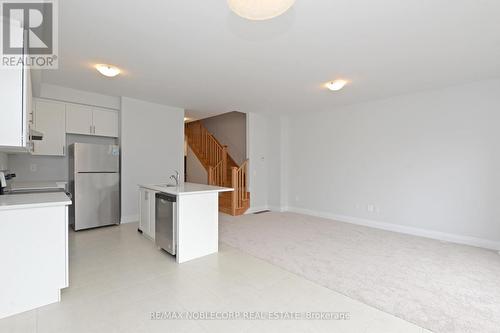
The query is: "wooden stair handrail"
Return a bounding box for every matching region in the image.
[186,121,228,187]
[186,121,250,216]
[208,160,224,186]
[231,159,249,215]
[186,121,238,167]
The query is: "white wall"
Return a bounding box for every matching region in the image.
[186,146,207,184]
[247,112,283,213]
[202,112,247,165]
[120,97,184,223]
[0,153,8,170]
[283,79,500,249]
[39,83,120,110]
[247,113,269,212]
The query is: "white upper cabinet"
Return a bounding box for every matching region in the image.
[93,108,119,137]
[32,100,66,156]
[66,104,93,135]
[66,104,119,138]
[32,101,118,156]
[0,66,24,147]
[0,20,30,151]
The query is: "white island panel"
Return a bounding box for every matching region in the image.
[0,204,69,319]
[176,192,219,263]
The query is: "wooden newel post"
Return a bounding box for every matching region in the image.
[231,167,238,215]
[208,166,214,185]
[222,145,228,186]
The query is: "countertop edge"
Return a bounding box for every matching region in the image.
[139,184,234,196]
[0,200,72,211]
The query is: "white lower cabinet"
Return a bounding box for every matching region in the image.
[139,188,157,240]
[0,204,69,319]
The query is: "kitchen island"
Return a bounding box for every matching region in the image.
[139,183,232,263]
[0,192,72,319]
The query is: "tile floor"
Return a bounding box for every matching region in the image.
[0,222,430,333]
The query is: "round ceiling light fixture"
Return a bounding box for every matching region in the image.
[326,79,348,91]
[227,0,295,21]
[95,64,121,77]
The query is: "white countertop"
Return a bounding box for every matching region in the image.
[9,181,67,192]
[140,182,233,196]
[0,192,72,211]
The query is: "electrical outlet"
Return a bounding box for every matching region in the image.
[295,195,300,202]
[30,164,37,172]
[367,204,375,213]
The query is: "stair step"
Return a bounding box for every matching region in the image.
[217,192,250,216]
[186,121,249,216]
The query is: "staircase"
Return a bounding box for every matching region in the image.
[185,121,250,216]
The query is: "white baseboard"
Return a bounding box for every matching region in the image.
[120,215,139,224]
[286,207,500,251]
[268,205,286,213]
[245,206,270,215]
[246,205,288,214]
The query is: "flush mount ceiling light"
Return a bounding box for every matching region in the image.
[227,0,295,20]
[95,64,121,77]
[326,79,348,91]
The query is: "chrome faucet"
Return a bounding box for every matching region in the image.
[169,170,180,186]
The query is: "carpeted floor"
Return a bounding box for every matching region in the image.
[219,212,500,333]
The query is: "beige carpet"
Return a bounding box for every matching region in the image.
[219,212,500,333]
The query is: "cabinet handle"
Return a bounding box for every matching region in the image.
[90,125,92,134]
[63,145,65,155]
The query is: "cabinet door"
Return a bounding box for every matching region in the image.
[148,191,157,240]
[32,100,66,156]
[139,188,151,236]
[66,104,93,135]
[0,23,23,148]
[24,67,33,152]
[93,108,118,137]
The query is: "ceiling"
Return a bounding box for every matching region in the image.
[41,0,500,114]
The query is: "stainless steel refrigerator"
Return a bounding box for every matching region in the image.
[69,143,120,231]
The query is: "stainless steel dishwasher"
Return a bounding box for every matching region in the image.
[155,193,177,255]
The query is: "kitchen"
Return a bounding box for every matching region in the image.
[0,56,231,319]
[3,1,500,332]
